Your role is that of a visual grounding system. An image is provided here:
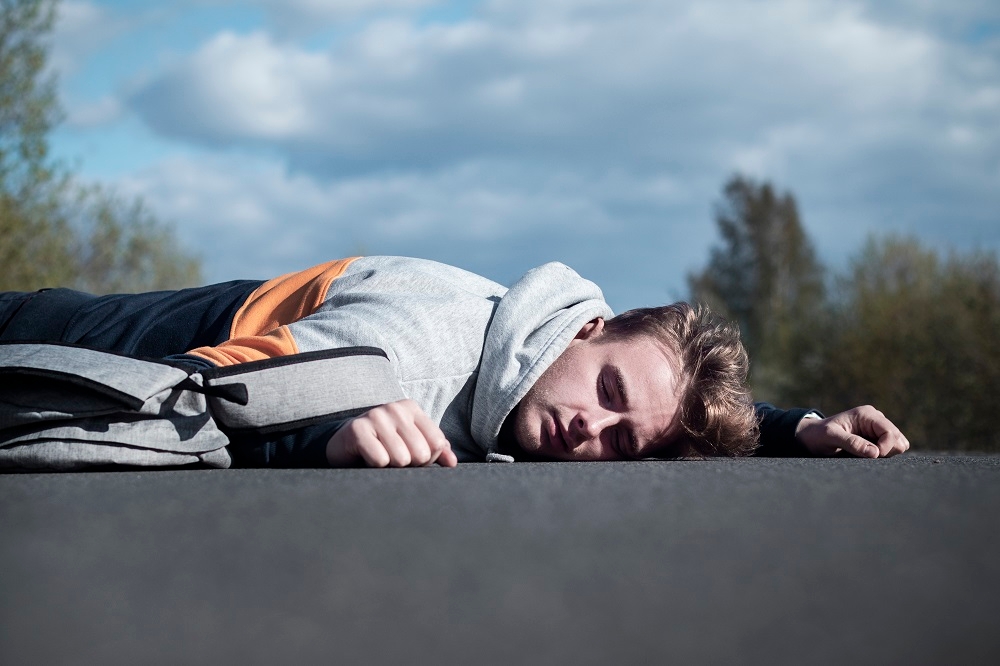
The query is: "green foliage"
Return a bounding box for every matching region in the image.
[0,189,76,289]
[0,0,60,199]
[72,186,201,293]
[691,174,1000,451]
[0,0,74,289]
[688,174,825,402]
[803,236,1000,451]
[0,0,200,294]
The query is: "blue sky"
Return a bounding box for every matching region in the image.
[48,0,1000,311]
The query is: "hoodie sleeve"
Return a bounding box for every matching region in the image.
[226,420,348,468]
[754,403,822,457]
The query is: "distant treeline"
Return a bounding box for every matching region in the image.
[0,0,200,294]
[690,175,1000,452]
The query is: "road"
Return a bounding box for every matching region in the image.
[2,454,998,665]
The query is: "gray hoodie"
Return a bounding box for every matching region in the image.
[287,256,613,462]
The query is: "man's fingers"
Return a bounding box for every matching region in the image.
[395,417,432,465]
[348,419,391,468]
[869,414,909,457]
[383,429,414,467]
[847,405,910,457]
[877,431,910,457]
[337,400,455,469]
[369,406,417,467]
[885,429,910,457]
[840,433,879,458]
[412,406,454,467]
[436,447,458,467]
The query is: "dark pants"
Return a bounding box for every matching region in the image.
[0,281,262,357]
[0,289,93,342]
[0,291,33,338]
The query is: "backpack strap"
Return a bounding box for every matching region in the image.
[202,347,406,435]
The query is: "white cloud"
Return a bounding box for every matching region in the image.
[108,151,706,309]
[49,1,126,78]
[66,95,123,128]
[50,1,162,130]
[270,0,440,37]
[854,0,1000,41]
[194,0,441,39]
[268,0,433,15]
[73,0,1000,302]
[165,31,334,139]
[128,0,995,175]
[117,153,616,243]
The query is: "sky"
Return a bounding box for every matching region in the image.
[48,0,1000,312]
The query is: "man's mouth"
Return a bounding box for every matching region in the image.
[549,414,569,453]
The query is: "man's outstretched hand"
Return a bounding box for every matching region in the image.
[795,405,910,458]
[326,399,458,468]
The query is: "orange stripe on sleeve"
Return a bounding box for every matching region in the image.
[187,257,360,366]
[188,326,298,366]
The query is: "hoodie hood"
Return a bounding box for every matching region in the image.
[470,262,613,457]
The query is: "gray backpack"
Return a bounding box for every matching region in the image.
[0,342,404,471]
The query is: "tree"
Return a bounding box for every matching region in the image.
[688,174,825,403]
[804,236,1000,451]
[0,0,58,200]
[0,0,76,289]
[690,175,999,451]
[72,186,202,293]
[0,0,200,293]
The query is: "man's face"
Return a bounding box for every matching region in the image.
[513,319,684,460]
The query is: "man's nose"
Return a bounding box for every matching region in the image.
[569,411,618,447]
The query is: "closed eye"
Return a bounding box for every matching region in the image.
[599,373,612,405]
[601,368,625,409]
[612,366,629,410]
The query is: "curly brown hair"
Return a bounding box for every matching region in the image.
[601,303,759,457]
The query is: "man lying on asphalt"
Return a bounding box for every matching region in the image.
[0,256,909,468]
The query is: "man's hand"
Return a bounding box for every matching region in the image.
[795,405,910,458]
[326,399,458,468]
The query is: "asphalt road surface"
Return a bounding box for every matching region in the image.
[2,454,998,665]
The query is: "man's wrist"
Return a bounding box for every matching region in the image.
[795,410,824,436]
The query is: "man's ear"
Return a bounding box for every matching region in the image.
[574,317,605,341]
